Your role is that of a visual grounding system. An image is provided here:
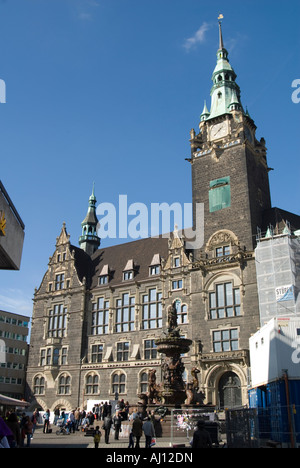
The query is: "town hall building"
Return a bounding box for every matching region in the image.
[26,22,300,413]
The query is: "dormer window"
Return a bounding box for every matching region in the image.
[150,265,160,276]
[99,275,108,285]
[123,271,133,281]
[123,259,135,281]
[98,264,110,285]
[149,253,161,276]
[174,257,180,268]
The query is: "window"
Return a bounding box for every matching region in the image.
[142,288,162,329]
[115,294,135,332]
[53,348,59,366]
[140,372,149,393]
[99,275,108,285]
[149,265,160,276]
[216,245,230,257]
[172,280,183,290]
[117,342,129,361]
[61,347,68,365]
[34,376,45,395]
[46,348,51,365]
[209,177,231,213]
[123,271,133,281]
[209,282,241,319]
[174,300,188,324]
[48,304,67,337]
[40,349,46,366]
[58,374,71,395]
[86,374,99,395]
[174,257,180,268]
[92,298,109,335]
[112,372,126,394]
[55,274,65,290]
[91,344,103,363]
[144,340,157,359]
[213,329,239,352]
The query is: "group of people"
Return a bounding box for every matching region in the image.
[92,406,156,448]
[0,410,39,448]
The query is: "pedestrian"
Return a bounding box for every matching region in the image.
[31,409,38,437]
[74,408,80,431]
[142,416,155,449]
[54,408,60,425]
[102,413,112,444]
[113,410,122,440]
[43,409,50,433]
[132,414,143,449]
[191,420,212,448]
[22,416,33,448]
[6,412,21,448]
[68,411,75,433]
[93,425,102,448]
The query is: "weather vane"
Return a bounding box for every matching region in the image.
[218,13,224,24]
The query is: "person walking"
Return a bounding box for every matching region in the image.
[191,420,212,448]
[142,417,155,449]
[103,413,112,444]
[132,414,143,449]
[22,416,33,448]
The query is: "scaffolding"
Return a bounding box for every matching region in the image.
[255,233,300,326]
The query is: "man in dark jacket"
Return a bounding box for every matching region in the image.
[192,420,212,448]
[132,415,143,449]
[103,414,112,444]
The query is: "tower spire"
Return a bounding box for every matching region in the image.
[206,16,243,120]
[79,184,101,256]
[218,14,224,50]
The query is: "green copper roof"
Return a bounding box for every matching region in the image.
[207,21,243,120]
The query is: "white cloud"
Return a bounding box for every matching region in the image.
[183,22,211,51]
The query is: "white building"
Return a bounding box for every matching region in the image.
[249,317,300,388]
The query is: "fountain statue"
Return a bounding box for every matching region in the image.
[155,302,192,405]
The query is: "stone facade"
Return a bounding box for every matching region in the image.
[25,24,300,413]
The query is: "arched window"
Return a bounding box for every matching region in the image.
[58,374,71,395]
[85,373,99,395]
[33,376,45,395]
[174,300,188,324]
[112,372,126,395]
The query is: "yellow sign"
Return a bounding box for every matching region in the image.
[0,210,6,236]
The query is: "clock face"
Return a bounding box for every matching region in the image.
[210,122,228,141]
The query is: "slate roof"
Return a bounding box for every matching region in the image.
[90,236,169,289]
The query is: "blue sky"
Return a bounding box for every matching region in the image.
[0,0,299,318]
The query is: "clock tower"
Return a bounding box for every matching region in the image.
[190,19,272,252]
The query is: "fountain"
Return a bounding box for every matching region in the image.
[154,302,192,405]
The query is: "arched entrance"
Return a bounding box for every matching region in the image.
[218,371,242,409]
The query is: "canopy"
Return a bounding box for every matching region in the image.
[0,394,29,408]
